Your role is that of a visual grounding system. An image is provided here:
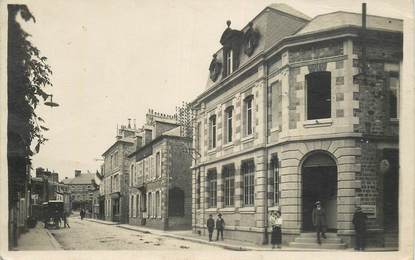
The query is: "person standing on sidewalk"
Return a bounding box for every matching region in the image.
[63,211,70,228]
[215,213,225,241]
[206,214,215,242]
[269,210,283,249]
[312,201,327,244]
[352,206,367,251]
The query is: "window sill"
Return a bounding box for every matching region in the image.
[207,148,217,154]
[219,207,235,212]
[303,118,333,128]
[205,208,218,213]
[270,126,280,133]
[239,206,255,213]
[241,135,254,143]
[223,142,234,149]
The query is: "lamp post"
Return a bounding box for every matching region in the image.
[44,94,59,107]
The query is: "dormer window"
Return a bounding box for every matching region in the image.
[220,20,243,78]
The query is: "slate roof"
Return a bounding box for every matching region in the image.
[61,173,94,185]
[295,11,403,35]
[268,3,311,21]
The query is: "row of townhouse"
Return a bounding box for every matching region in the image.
[190,3,401,249]
[101,110,192,230]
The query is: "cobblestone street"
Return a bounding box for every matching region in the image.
[49,216,223,250]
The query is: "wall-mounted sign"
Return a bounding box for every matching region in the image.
[361,205,376,218]
[379,159,390,173]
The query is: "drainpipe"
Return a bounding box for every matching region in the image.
[262,62,269,245]
[361,3,367,77]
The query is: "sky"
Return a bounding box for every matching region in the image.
[20,0,409,180]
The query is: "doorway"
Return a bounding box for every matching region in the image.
[301,152,337,232]
[383,149,399,232]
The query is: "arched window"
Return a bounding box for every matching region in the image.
[306,71,331,119]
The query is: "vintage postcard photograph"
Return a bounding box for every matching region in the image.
[0,0,413,259]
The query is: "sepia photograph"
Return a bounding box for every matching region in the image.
[1,0,413,259]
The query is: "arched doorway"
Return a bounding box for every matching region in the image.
[301,151,337,232]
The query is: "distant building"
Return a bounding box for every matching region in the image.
[127,109,193,230]
[101,120,139,223]
[62,170,95,211]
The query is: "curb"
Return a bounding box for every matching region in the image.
[116,225,252,251]
[45,228,64,250]
[85,218,120,225]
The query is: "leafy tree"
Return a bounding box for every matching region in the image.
[8,4,54,159]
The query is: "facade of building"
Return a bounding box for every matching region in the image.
[62,170,96,211]
[191,4,401,248]
[128,110,193,230]
[101,122,138,223]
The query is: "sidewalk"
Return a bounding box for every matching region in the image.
[85,218,399,252]
[12,223,63,251]
[84,218,328,251]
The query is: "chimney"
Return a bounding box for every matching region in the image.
[75,170,81,177]
[135,134,143,149]
[128,118,131,128]
[134,119,136,129]
[143,128,152,145]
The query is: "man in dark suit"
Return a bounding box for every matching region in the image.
[352,206,368,251]
[206,214,215,241]
[312,201,327,244]
[216,213,225,241]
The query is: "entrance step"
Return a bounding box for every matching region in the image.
[289,232,347,249]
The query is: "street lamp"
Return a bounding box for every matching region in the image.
[44,94,59,107]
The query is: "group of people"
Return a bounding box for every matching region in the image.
[311,200,368,251]
[46,211,70,229]
[206,213,225,241]
[204,201,368,251]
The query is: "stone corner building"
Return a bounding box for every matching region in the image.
[190,3,401,248]
[102,122,138,223]
[127,110,193,230]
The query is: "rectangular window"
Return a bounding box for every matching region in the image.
[196,171,200,209]
[225,107,233,143]
[306,71,331,119]
[271,154,280,205]
[155,191,160,217]
[207,169,217,208]
[209,115,216,149]
[245,96,253,136]
[156,152,161,178]
[223,165,235,207]
[196,122,201,154]
[242,160,255,206]
[389,72,399,119]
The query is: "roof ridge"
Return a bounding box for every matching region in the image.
[268,3,311,21]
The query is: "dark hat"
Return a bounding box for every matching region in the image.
[218,213,222,217]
